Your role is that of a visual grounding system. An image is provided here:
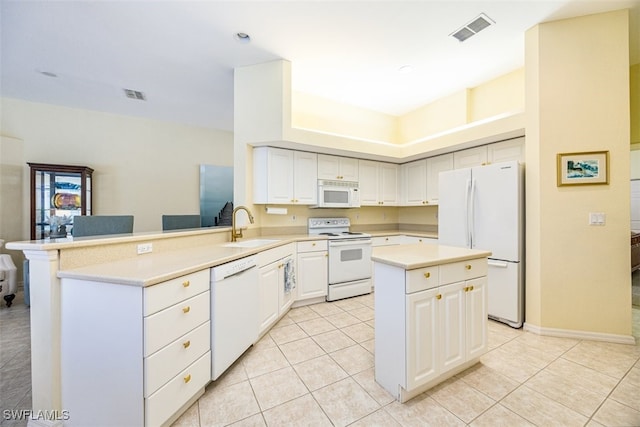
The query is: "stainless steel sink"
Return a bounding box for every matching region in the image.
[222,239,280,248]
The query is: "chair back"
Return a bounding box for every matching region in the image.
[72,215,134,237]
[162,215,201,231]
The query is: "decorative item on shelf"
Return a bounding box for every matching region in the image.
[557,151,609,187]
[49,215,72,238]
[52,193,81,209]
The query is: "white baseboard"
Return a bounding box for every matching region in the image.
[523,322,636,345]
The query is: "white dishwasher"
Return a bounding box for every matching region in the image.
[211,255,259,380]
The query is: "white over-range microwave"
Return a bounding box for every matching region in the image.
[315,180,361,208]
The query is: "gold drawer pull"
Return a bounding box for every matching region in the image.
[468,285,474,291]
[312,243,316,246]
[465,264,472,270]
[436,294,442,300]
[182,306,191,314]
[182,280,190,288]
[184,374,191,383]
[423,272,431,279]
[464,286,469,292]
[182,340,191,349]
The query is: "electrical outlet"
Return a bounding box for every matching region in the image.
[589,212,606,226]
[137,243,153,254]
[292,215,296,221]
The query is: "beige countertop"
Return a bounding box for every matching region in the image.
[371,243,491,270]
[11,227,439,287]
[55,234,325,287]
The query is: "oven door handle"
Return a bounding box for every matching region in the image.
[328,239,372,247]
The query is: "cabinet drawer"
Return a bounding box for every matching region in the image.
[297,240,328,253]
[144,269,210,316]
[439,259,487,285]
[258,243,295,266]
[144,291,210,357]
[405,266,439,294]
[372,235,402,246]
[144,321,210,397]
[145,351,210,427]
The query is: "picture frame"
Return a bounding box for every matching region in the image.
[557,151,609,187]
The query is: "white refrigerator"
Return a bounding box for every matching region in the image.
[438,160,524,328]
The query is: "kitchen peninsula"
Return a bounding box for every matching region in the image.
[372,243,491,403]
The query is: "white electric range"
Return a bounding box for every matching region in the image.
[308,218,372,301]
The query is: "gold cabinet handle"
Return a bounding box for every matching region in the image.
[423,272,431,279]
[312,242,316,246]
[184,374,191,383]
[469,285,474,291]
[418,239,423,243]
[325,253,328,257]
[465,264,472,270]
[183,340,191,349]
[182,280,190,288]
[182,306,191,314]
[464,286,469,292]
[436,294,442,300]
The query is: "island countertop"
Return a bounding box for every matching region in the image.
[371,243,491,270]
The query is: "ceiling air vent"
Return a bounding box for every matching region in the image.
[450,13,495,42]
[123,89,146,101]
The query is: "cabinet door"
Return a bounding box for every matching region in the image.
[488,138,525,164]
[358,160,379,205]
[317,155,341,180]
[293,151,318,204]
[453,146,488,169]
[426,154,453,204]
[438,281,466,372]
[401,160,427,206]
[266,148,294,204]
[379,163,398,205]
[339,157,359,181]
[258,264,280,335]
[296,251,328,300]
[465,277,488,360]
[406,288,439,390]
[279,257,295,314]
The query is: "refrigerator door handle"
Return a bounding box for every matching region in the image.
[469,178,476,248]
[465,179,471,247]
[488,260,509,268]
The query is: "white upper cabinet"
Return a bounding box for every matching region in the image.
[453,146,488,169]
[401,160,427,206]
[487,137,525,164]
[253,147,318,205]
[454,138,525,169]
[359,160,398,206]
[425,154,453,204]
[318,154,359,181]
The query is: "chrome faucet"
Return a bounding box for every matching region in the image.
[231,206,255,242]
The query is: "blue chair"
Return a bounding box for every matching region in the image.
[162,215,201,231]
[72,215,134,237]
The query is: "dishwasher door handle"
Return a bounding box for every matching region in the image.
[220,264,257,281]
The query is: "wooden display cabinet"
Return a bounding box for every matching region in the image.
[29,163,93,240]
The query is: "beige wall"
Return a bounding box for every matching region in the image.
[1,98,234,236]
[631,63,639,144]
[525,10,631,336]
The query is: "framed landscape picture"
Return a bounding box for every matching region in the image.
[557,151,609,187]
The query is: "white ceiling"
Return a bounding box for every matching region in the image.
[1,0,638,132]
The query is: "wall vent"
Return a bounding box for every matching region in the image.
[450,13,495,42]
[123,89,146,101]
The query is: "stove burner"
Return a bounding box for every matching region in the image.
[342,232,363,235]
[320,233,340,237]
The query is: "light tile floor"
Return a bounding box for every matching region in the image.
[1,290,640,427]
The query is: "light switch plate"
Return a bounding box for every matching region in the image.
[137,243,153,254]
[589,212,606,226]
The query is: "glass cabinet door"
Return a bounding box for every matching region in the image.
[29,163,94,240]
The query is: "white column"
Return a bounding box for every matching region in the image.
[24,249,64,427]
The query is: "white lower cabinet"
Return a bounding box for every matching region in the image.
[60,269,211,427]
[375,258,488,402]
[296,240,328,301]
[258,243,296,336]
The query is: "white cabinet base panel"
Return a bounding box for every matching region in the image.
[397,358,480,403]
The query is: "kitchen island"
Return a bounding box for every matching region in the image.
[372,243,491,403]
